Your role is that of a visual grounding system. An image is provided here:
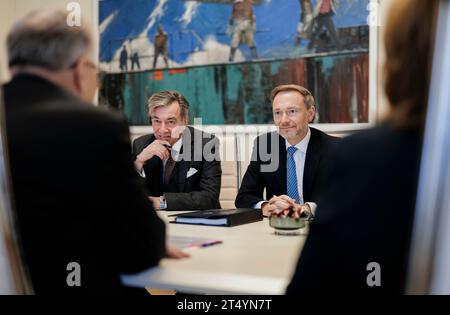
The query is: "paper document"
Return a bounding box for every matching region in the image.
[169,235,222,250]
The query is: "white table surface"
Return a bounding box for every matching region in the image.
[121,211,308,295]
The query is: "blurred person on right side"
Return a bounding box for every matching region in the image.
[287,0,438,294]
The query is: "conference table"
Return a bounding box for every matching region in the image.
[121,211,308,295]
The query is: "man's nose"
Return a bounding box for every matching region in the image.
[160,122,169,132]
[280,112,290,124]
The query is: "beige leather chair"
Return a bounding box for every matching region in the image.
[217,134,239,209]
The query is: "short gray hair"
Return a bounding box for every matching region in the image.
[7,9,93,71]
[148,91,190,119]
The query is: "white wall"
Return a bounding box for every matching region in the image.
[0,0,98,83]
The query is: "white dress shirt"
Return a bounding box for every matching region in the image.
[255,128,317,213]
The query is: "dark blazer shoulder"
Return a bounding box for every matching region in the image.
[132,134,155,155]
[330,125,419,167]
[5,74,130,133]
[134,134,155,147]
[310,127,339,143]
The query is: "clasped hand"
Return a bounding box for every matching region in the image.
[135,139,172,173]
[138,139,171,161]
[262,195,307,219]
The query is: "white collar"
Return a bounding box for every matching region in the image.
[285,127,311,154]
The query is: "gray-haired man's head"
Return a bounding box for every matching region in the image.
[147,91,190,146]
[7,9,98,103]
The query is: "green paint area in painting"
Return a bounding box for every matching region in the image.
[100,52,369,125]
[270,62,282,76]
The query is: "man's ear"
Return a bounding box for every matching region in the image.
[308,105,316,123]
[71,58,83,94]
[182,115,189,126]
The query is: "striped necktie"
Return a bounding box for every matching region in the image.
[164,155,176,185]
[287,146,302,204]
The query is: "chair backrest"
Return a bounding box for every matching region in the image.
[235,127,274,201]
[216,133,239,209]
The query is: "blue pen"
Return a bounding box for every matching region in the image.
[201,240,222,247]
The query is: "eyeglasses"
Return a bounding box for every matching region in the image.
[69,59,104,88]
[69,58,96,70]
[84,60,98,71]
[273,109,301,119]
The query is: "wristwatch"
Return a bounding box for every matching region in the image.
[159,195,167,210]
[300,204,312,219]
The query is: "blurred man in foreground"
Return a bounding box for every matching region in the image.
[3,9,186,295]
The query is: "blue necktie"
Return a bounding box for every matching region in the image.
[287,146,302,204]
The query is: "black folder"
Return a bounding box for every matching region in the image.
[171,208,263,227]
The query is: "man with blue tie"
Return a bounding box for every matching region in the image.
[235,84,338,217]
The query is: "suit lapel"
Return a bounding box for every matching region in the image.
[176,130,193,191]
[176,160,190,192]
[303,129,321,201]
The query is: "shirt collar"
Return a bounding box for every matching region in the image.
[285,127,311,154]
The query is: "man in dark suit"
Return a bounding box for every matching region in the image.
[133,91,221,211]
[235,84,337,217]
[2,9,186,295]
